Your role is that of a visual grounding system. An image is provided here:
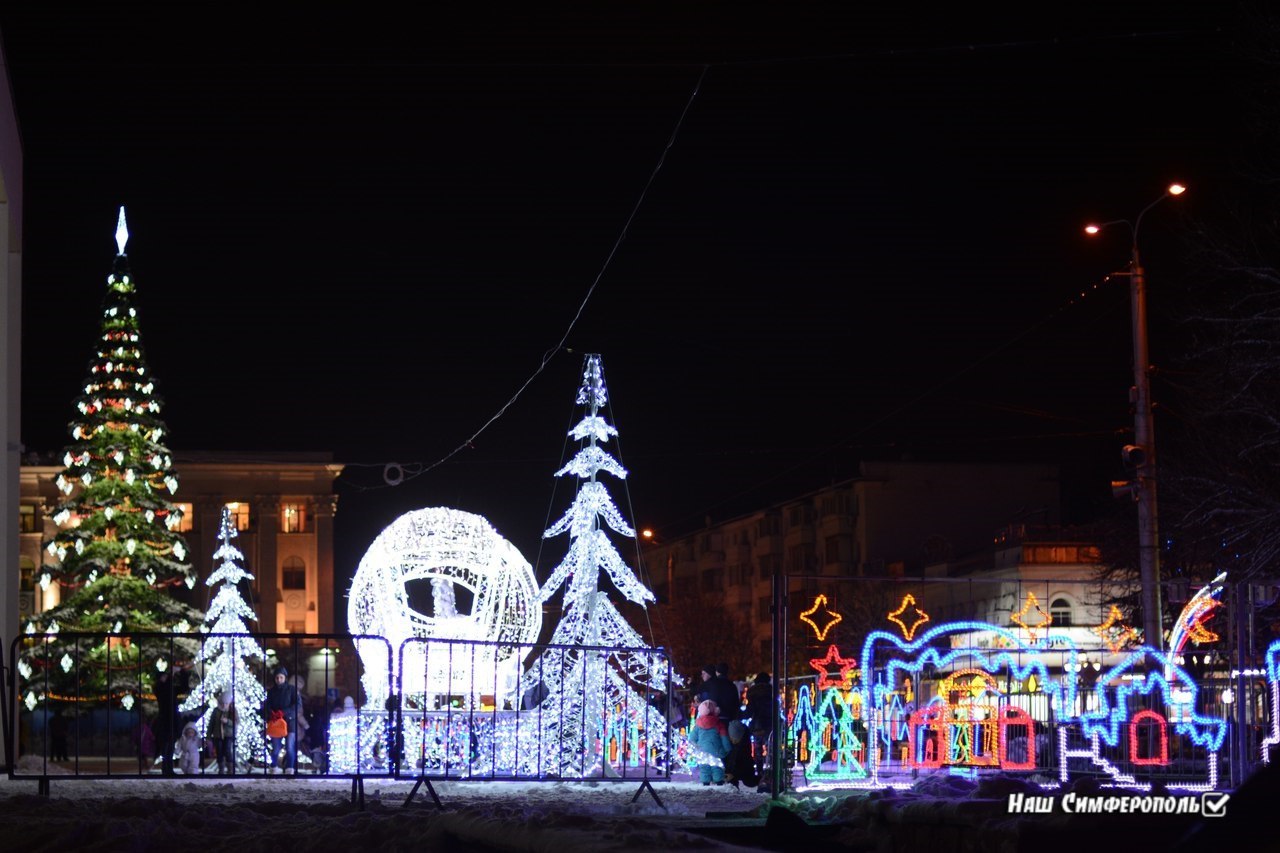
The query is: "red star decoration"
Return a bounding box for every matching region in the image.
[887,594,930,641]
[809,644,858,689]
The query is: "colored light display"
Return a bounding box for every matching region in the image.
[886,594,929,641]
[1168,572,1227,657]
[799,594,843,642]
[809,644,857,690]
[1093,605,1139,654]
[1009,592,1052,641]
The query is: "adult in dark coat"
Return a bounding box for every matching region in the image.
[704,663,741,724]
[154,667,177,775]
[262,666,300,773]
[743,672,775,778]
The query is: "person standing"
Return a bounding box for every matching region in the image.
[705,663,741,724]
[744,672,774,781]
[208,692,237,775]
[262,666,300,774]
[154,667,177,776]
[177,723,202,775]
[688,700,731,785]
[723,721,760,790]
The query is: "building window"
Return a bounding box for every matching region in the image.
[19,556,35,592]
[225,503,250,531]
[825,535,842,564]
[282,556,306,590]
[284,620,306,634]
[1050,598,1073,627]
[757,596,771,622]
[19,504,37,533]
[788,544,816,573]
[280,502,307,533]
[171,502,194,533]
[700,568,722,593]
[758,516,780,537]
[758,554,778,580]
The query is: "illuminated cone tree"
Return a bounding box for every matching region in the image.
[19,207,203,715]
[179,507,267,765]
[520,354,678,777]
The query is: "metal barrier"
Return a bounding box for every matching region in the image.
[5,631,677,806]
[390,637,674,806]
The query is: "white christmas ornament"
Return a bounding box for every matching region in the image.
[347,507,542,710]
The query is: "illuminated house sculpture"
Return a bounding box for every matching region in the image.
[519,354,678,778]
[856,622,1070,787]
[1072,648,1227,791]
[347,507,542,711]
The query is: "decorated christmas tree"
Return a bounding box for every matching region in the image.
[19,207,203,715]
[179,506,267,767]
[520,354,679,777]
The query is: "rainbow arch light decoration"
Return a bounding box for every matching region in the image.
[347,507,542,709]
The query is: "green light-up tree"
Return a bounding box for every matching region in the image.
[19,207,203,716]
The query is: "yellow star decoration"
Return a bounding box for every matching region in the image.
[809,644,858,689]
[1092,605,1139,653]
[887,594,930,641]
[1010,592,1052,642]
[799,594,843,642]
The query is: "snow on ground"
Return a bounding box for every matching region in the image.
[0,758,1234,852]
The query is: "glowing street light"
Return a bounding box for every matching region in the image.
[1085,182,1186,652]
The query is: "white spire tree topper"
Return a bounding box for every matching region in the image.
[115,206,129,255]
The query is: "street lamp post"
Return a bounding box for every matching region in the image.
[1086,183,1186,652]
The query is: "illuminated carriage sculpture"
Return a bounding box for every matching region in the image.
[347,506,542,711]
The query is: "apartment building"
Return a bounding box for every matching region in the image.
[18,451,342,634]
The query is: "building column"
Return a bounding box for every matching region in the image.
[313,495,338,635]
[255,497,280,634]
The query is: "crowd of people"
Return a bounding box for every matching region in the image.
[686,663,775,793]
[114,664,344,775]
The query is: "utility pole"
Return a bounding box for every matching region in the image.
[1087,183,1185,651]
[1129,249,1164,651]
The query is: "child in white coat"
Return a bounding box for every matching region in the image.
[178,724,203,775]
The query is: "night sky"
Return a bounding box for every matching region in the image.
[0,6,1249,585]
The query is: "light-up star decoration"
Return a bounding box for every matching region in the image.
[799,594,843,642]
[1093,605,1139,654]
[887,594,930,641]
[1010,592,1052,642]
[809,644,858,690]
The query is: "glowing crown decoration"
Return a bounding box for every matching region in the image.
[348,507,541,709]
